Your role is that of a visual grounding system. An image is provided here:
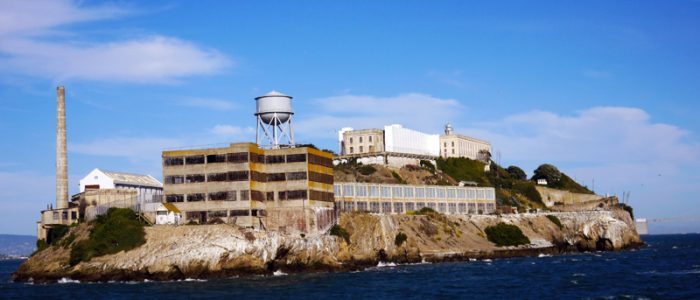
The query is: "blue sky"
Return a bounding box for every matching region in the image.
[1,0,699,235]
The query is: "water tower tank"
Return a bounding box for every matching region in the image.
[255,91,293,124]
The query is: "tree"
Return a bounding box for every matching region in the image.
[506,166,527,180]
[532,164,562,184]
[477,149,492,163]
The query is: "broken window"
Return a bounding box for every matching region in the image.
[308,154,333,168]
[286,154,307,163]
[287,190,308,200]
[287,172,307,181]
[186,174,205,183]
[267,173,286,181]
[206,154,227,163]
[250,171,267,182]
[166,194,184,202]
[267,192,274,201]
[185,155,205,165]
[165,175,184,184]
[309,172,333,184]
[265,155,285,164]
[229,210,249,217]
[187,193,205,202]
[250,190,265,201]
[228,171,249,181]
[207,172,227,182]
[164,157,184,166]
[240,190,250,201]
[227,152,249,163]
[208,191,228,201]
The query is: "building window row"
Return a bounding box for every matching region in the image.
[308,171,333,184]
[308,154,333,168]
[310,190,335,202]
[334,184,495,200]
[164,152,311,166]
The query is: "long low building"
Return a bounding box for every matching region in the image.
[334,182,496,215]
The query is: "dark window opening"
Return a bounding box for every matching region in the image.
[209,191,228,201]
[286,153,307,163]
[229,210,249,217]
[287,190,308,200]
[240,190,250,201]
[228,171,249,181]
[251,190,265,201]
[166,194,184,202]
[265,155,285,164]
[165,175,184,184]
[185,155,205,165]
[287,172,307,181]
[267,192,275,201]
[267,173,286,181]
[187,193,205,202]
[186,174,205,183]
[309,172,333,184]
[251,171,267,182]
[206,154,227,163]
[164,157,184,166]
[207,172,227,182]
[227,152,249,163]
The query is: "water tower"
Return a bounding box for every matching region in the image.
[255,91,295,148]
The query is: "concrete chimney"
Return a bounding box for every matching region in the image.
[56,86,68,209]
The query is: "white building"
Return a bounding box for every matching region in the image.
[79,168,163,203]
[156,203,182,225]
[384,124,440,156]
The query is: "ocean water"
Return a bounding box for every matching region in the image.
[1,234,699,299]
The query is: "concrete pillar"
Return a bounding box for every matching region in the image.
[56,86,68,209]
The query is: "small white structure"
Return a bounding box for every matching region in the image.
[79,168,163,203]
[156,203,182,225]
[537,179,548,186]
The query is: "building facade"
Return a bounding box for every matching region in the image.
[79,168,163,204]
[162,142,335,234]
[334,182,496,215]
[384,124,440,156]
[340,128,384,155]
[439,123,491,162]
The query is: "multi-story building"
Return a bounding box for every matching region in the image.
[339,128,384,155]
[161,142,335,234]
[334,182,496,215]
[439,123,491,162]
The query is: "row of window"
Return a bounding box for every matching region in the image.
[165,189,313,203]
[165,170,330,184]
[348,145,375,154]
[348,135,374,144]
[335,185,495,200]
[164,152,311,166]
[338,201,495,214]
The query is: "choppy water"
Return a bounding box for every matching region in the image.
[1,234,699,299]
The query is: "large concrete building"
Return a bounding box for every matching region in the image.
[161,142,335,234]
[335,124,440,167]
[439,123,491,161]
[334,182,496,215]
[339,128,384,155]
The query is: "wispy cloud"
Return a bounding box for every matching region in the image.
[0,0,230,83]
[296,93,461,140]
[179,98,236,111]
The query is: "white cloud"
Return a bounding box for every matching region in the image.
[461,106,700,221]
[180,98,236,111]
[0,0,230,83]
[210,125,255,137]
[296,93,461,140]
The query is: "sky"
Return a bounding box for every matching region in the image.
[1,0,699,235]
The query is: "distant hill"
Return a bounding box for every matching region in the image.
[0,234,36,258]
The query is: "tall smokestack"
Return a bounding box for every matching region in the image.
[56,86,68,209]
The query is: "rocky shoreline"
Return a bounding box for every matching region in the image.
[13,209,642,283]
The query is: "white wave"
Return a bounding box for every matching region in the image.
[482,259,492,263]
[376,261,397,267]
[538,253,552,258]
[57,277,80,284]
[184,278,207,282]
[469,258,477,262]
[273,270,287,276]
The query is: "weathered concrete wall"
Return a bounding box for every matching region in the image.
[536,186,602,207]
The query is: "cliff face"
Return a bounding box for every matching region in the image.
[13,208,641,283]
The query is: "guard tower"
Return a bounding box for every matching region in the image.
[255,91,295,149]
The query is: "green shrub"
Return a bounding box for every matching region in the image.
[69,208,145,266]
[391,171,406,184]
[60,233,77,248]
[484,223,530,247]
[330,224,350,244]
[513,181,543,205]
[358,165,377,176]
[34,239,48,254]
[436,157,489,186]
[618,203,634,219]
[546,215,562,228]
[415,207,437,215]
[46,225,70,245]
[394,232,408,247]
[419,160,436,173]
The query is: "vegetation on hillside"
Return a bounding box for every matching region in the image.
[69,208,146,266]
[532,164,594,194]
[618,203,634,219]
[330,224,350,244]
[546,215,563,228]
[484,223,530,247]
[435,157,490,186]
[394,232,407,247]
